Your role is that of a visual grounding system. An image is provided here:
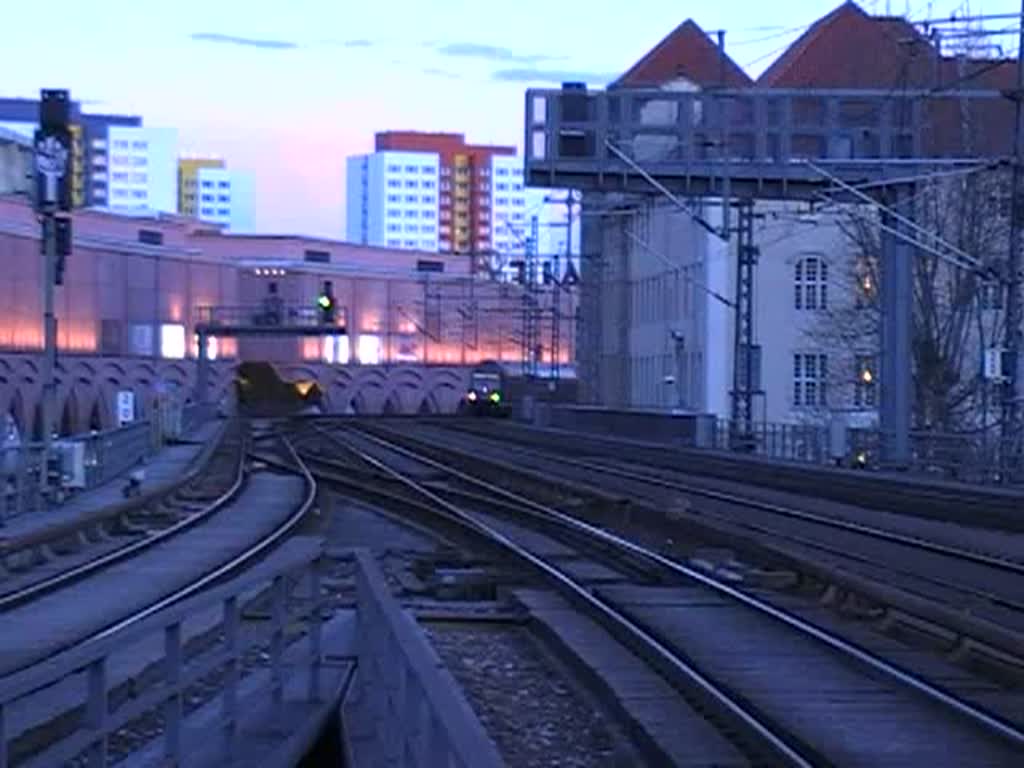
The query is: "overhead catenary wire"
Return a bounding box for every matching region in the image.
[804,159,991,276]
[622,229,736,309]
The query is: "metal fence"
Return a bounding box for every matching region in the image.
[1,402,212,521]
[348,549,503,768]
[0,536,325,768]
[711,418,1023,486]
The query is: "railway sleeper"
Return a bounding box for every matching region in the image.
[947,636,1024,685]
[2,544,48,572]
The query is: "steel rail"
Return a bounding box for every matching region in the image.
[316,426,817,768]
[0,429,248,612]
[347,425,1024,751]
[2,434,317,686]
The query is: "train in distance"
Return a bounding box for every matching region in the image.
[460,361,511,418]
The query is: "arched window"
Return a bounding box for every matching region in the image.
[794,257,828,310]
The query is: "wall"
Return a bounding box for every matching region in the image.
[0,196,579,429]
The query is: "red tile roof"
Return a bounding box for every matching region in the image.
[612,19,753,89]
[612,2,1016,158]
[758,2,939,88]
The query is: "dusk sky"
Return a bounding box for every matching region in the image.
[2,0,1015,237]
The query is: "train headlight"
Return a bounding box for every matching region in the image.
[467,391,478,402]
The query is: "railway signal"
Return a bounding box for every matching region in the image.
[317,280,336,324]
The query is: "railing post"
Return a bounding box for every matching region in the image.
[270,574,287,717]
[0,701,8,768]
[222,594,240,758]
[85,657,108,768]
[163,621,183,761]
[307,558,323,703]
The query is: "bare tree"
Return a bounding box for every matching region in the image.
[810,170,1010,433]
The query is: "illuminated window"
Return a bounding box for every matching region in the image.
[323,335,350,364]
[160,324,186,359]
[854,355,877,408]
[193,334,218,360]
[357,334,381,365]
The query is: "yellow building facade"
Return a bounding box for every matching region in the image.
[177,157,224,216]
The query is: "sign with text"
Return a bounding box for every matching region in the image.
[117,390,135,426]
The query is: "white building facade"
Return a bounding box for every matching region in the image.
[106,126,177,214]
[195,166,255,232]
[345,151,440,252]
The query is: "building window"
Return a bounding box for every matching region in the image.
[441,167,451,176]
[405,165,418,172]
[387,208,401,218]
[201,180,213,189]
[512,198,525,207]
[387,179,401,188]
[387,223,400,232]
[496,168,509,176]
[441,195,451,205]
[201,194,214,202]
[405,224,418,232]
[405,194,418,203]
[404,210,418,218]
[217,194,230,202]
[404,239,417,248]
[387,164,401,173]
[496,182,509,191]
[793,353,827,408]
[217,207,229,216]
[421,165,436,174]
[440,181,451,191]
[854,355,877,408]
[160,324,186,359]
[422,195,436,204]
[422,180,435,189]
[405,180,418,188]
[201,206,213,215]
[218,180,230,188]
[421,224,436,234]
[387,194,400,203]
[131,140,147,149]
[794,257,828,310]
[496,197,508,206]
[387,238,401,247]
[440,210,451,221]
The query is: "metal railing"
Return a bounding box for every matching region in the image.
[195,303,348,330]
[1,402,213,522]
[0,536,325,768]
[349,549,503,768]
[711,417,1023,486]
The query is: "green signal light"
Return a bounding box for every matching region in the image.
[489,392,501,403]
[317,295,333,309]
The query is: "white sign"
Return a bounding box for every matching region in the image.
[35,134,69,204]
[117,390,135,426]
[985,348,1005,381]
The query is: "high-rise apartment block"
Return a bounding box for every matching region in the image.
[345,131,579,278]
[106,126,177,213]
[0,97,142,208]
[177,156,255,232]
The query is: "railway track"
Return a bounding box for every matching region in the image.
[0,421,244,610]
[0,424,322,767]
[312,422,1024,767]
[374,421,1024,664]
